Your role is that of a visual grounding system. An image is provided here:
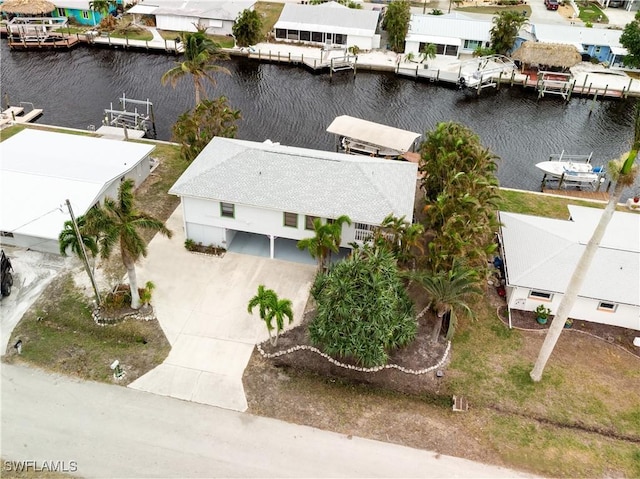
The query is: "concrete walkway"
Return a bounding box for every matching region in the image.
[128,207,315,411]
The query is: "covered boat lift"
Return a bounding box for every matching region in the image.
[326,115,421,159]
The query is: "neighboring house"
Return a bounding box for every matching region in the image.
[528,23,626,66]
[273,2,381,51]
[52,0,119,26]
[404,13,492,59]
[169,138,417,259]
[0,129,154,254]
[127,0,255,35]
[498,206,640,331]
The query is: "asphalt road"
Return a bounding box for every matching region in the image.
[1,364,537,478]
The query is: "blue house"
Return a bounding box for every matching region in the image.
[52,1,120,26]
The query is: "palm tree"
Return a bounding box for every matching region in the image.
[59,216,98,260]
[409,260,481,341]
[84,179,172,310]
[419,43,437,64]
[490,11,527,56]
[530,104,640,382]
[89,0,116,26]
[248,285,292,346]
[161,27,230,107]
[297,215,351,271]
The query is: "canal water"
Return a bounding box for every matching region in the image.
[1,41,638,197]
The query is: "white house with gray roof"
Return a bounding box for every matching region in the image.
[404,14,492,58]
[169,138,417,260]
[128,0,255,35]
[499,206,639,331]
[273,2,381,50]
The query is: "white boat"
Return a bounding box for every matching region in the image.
[536,151,606,188]
[341,137,403,158]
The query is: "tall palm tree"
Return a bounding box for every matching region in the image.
[161,27,230,107]
[419,43,437,64]
[409,260,481,341]
[297,215,351,271]
[84,179,172,310]
[59,216,98,260]
[89,0,116,26]
[530,104,640,382]
[490,11,527,56]
[248,285,292,346]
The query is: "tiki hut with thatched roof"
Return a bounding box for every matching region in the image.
[0,0,55,16]
[511,41,582,71]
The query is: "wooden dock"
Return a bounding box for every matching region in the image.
[0,104,43,128]
[6,34,81,50]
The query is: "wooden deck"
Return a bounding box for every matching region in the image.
[6,35,81,49]
[0,105,44,128]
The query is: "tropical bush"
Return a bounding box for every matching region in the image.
[309,247,417,367]
[232,8,263,47]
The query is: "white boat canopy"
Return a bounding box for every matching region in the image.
[326,116,421,153]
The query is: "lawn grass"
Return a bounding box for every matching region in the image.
[578,1,608,23]
[255,2,285,39]
[496,188,605,218]
[5,274,170,384]
[109,30,154,41]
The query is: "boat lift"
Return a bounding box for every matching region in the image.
[457,55,517,94]
[102,93,156,138]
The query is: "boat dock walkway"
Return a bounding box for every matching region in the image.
[0,104,43,128]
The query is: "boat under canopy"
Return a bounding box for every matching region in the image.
[327,115,421,157]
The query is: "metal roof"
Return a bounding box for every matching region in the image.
[274,3,380,37]
[0,129,154,240]
[532,23,623,48]
[326,116,421,153]
[169,138,417,225]
[499,207,640,306]
[406,14,492,43]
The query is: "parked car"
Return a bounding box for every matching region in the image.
[545,0,559,10]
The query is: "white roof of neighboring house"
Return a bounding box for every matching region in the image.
[406,14,492,43]
[274,3,380,37]
[532,23,623,48]
[53,1,93,9]
[326,115,420,153]
[169,137,417,225]
[499,206,640,306]
[0,129,153,241]
[129,0,255,21]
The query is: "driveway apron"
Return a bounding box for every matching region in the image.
[128,206,316,411]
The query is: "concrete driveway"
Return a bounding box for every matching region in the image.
[128,207,316,411]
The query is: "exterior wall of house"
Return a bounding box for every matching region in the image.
[584,44,612,62]
[404,39,463,58]
[506,285,640,331]
[53,5,118,26]
[155,15,234,35]
[100,155,151,202]
[274,28,377,50]
[180,196,364,250]
[0,234,59,255]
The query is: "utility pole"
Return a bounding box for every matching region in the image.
[65,199,101,306]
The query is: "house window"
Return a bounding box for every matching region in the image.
[57,8,65,16]
[284,212,298,227]
[597,301,617,312]
[436,44,445,55]
[326,33,332,42]
[464,39,482,50]
[220,202,235,218]
[594,46,602,55]
[287,30,299,40]
[354,222,374,231]
[529,290,553,301]
[1,231,14,238]
[276,28,286,39]
[305,215,318,230]
[334,34,346,45]
[312,31,323,43]
[300,30,311,41]
[445,45,458,56]
[82,10,90,19]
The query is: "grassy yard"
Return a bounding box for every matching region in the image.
[255,2,285,39]
[109,30,154,41]
[578,1,608,23]
[455,4,531,16]
[496,188,605,218]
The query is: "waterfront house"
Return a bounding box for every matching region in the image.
[127,0,255,36]
[52,0,119,26]
[169,138,417,260]
[404,14,492,59]
[0,129,154,254]
[273,2,381,51]
[528,23,626,67]
[498,206,640,331]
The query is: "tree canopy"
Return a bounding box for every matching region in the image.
[489,11,527,56]
[232,8,263,47]
[418,122,501,273]
[172,97,241,162]
[383,0,411,53]
[309,247,417,367]
[621,11,640,68]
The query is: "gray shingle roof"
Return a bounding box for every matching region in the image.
[499,208,640,306]
[169,138,417,225]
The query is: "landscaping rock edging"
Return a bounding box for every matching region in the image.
[92,306,156,326]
